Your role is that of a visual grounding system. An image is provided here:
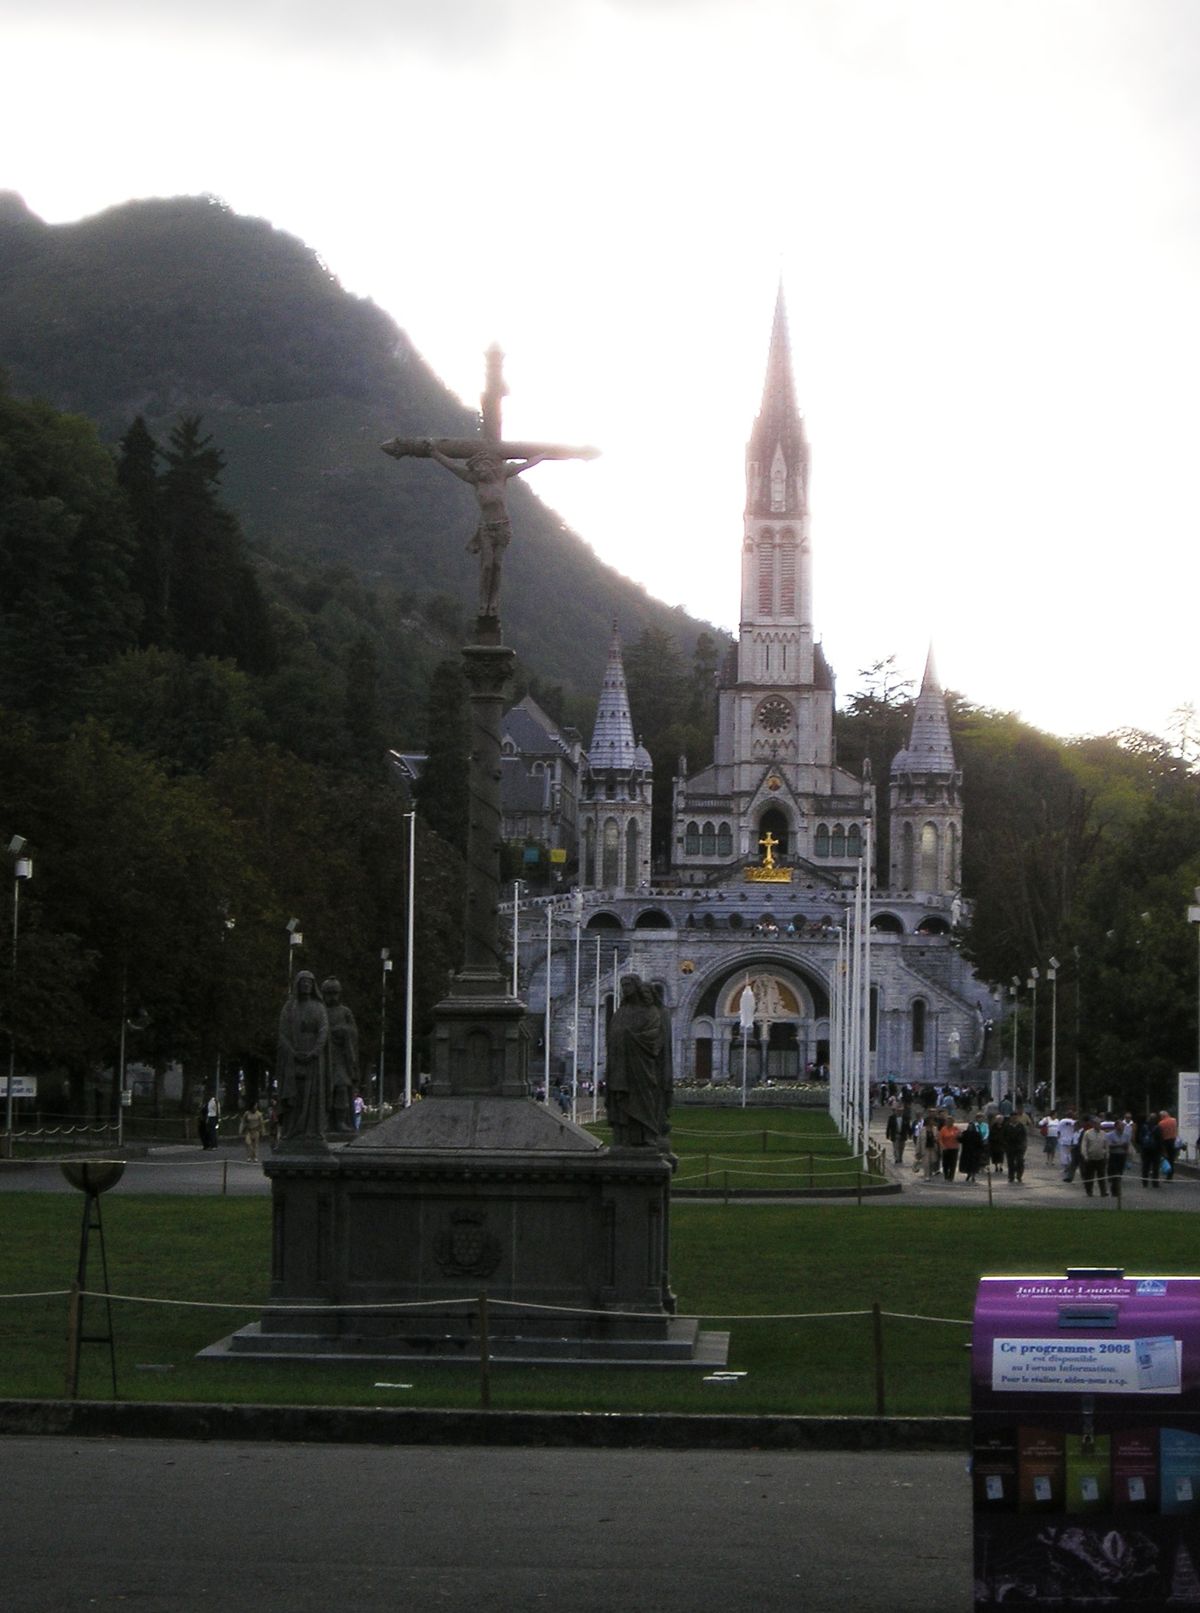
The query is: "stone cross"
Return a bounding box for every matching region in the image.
[382,345,598,638]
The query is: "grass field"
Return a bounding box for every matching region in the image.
[3,1192,1197,1416]
[586,1107,879,1191]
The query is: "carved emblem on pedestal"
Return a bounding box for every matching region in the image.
[434,1209,503,1278]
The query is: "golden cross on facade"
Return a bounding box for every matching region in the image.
[758,830,779,869]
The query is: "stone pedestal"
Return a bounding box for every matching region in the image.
[205,1094,725,1367]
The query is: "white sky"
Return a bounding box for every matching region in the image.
[3,0,1198,742]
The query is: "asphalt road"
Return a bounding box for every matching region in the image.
[0,1438,969,1613]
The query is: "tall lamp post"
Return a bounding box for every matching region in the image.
[511,879,524,998]
[1026,967,1039,1101]
[379,948,392,1108]
[1009,977,1020,1098]
[1047,956,1059,1112]
[1188,890,1200,1084]
[569,889,583,1123]
[404,809,416,1108]
[5,837,32,1146]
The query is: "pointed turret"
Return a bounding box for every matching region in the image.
[892,647,956,774]
[888,647,962,896]
[588,621,650,768]
[580,622,653,893]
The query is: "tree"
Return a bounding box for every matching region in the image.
[0,389,140,728]
[158,416,276,674]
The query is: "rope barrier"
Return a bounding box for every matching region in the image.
[0,1287,968,1328]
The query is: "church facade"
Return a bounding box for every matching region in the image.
[515,293,984,1089]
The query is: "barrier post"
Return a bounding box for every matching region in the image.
[222,1161,229,1196]
[762,1129,767,1154]
[65,1280,82,1399]
[478,1293,491,1409]
[808,1153,814,1188]
[986,1168,993,1209]
[723,1171,729,1205]
[871,1301,885,1415]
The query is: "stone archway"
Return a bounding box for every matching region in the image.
[677,952,829,1085]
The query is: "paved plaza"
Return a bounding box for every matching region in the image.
[0,1438,967,1613]
[2,1114,1195,1210]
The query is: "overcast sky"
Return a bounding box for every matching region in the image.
[4,0,1199,743]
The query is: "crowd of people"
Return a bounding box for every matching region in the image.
[880,1087,1189,1201]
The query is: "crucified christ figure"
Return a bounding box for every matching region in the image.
[424,441,547,618]
[382,345,597,633]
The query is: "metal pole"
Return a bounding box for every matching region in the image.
[543,905,553,1103]
[379,950,391,1108]
[1027,968,1039,1100]
[511,879,521,997]
[6,850,29,1143]
[404,810,415,1107]
[862,826,873,1160]
[117,964,127,1150]
[1048,959,1059,1113]
[591,935,601,1123]
[1073,946,1081,1113]
[571,894,582,1124]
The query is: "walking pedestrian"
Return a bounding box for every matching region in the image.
[1106,1113,1132,1198]
[1079,1116,1110,1198]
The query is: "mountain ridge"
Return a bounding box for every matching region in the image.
[0,192,721,700]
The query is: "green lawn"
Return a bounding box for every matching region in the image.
[589,1106,878,1191]
[3,1193,1196,1415]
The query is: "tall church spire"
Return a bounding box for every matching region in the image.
[745,283,809,521]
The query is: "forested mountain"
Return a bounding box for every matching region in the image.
[0,190,717,723]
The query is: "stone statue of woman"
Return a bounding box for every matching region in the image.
[322,976,359,1135]
[605,975,670,1150]
[276,970,330,1142]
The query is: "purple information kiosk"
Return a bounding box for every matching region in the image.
[973,1269,1200,1607]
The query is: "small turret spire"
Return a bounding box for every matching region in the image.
[588,621,638,761]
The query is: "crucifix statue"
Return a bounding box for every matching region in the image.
[382,345,598,636]
[379,346,599,1070]
[758,829,779,870]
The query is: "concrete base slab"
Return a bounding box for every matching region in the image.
[199,1318,730,1369]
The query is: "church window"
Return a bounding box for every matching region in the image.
[583,819,596,886]
[605,773,616,800]
[947,822,960,886]
[920,823,939,891]
[911,998,927,1054]
[684,822,700,856]
[831,826,846,858]
[717,824,732,857]
[900,823,914,888]
[728,912,744,930]
[701,822,716,856]
[602,819,619,888]
[758,540,774,614]
[847,823,862,859]
[779,542,796,614]
[815,824,830,857]
[625,819,639,889]
[770,453,786,512]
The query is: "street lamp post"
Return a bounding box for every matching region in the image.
[404,810,416,1108]
[5,837,33,1147]
[1188,890,1200,1083]
[1027,967,1039,1101]
[1009,977,1020,1098]
[569,889,583,1124]
[1047,956,1059,1113]
[511,879,524,998]
[379,948,392,1108]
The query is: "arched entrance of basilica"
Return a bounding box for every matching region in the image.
[681,957,829,1085]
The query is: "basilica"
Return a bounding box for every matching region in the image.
[510,292,986,1088]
